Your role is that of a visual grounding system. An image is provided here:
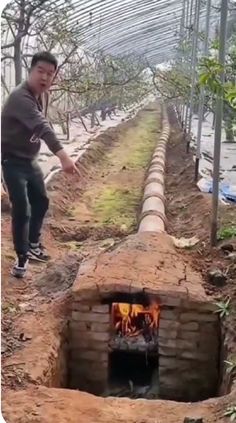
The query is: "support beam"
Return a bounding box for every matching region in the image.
[194,0,211,181]
[211,0,228,246]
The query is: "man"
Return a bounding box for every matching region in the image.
[1,51,79,278]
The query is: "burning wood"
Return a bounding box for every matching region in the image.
[111,301,160,341]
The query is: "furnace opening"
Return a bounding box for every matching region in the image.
[104,297,160,398]
[109,300,160,352]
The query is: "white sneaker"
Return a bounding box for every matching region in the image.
[11,255,29,278]
[28,243,50,263]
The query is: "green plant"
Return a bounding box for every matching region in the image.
[199,57,224,94]
[211,39,220,50]
[218,226,236,240]
[224,406,236,421]
[225,86,236,108]
[198,33,236,111]
[214,297,231,318]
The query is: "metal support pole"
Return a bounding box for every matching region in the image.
[182,0,190,126]
[194,0,211,181]
[186,0,201,152]
[182,0,189,127]
[210,0,228,246]
[179,0,186,124]
[183,0,194,133]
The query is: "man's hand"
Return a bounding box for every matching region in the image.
[56,149,81,176]
[61,156,79,175]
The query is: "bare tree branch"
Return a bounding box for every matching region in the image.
[1,55,14,62]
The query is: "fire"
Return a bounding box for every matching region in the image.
[111,301,160,339]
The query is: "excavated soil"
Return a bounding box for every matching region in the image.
[1,104,236,422]
[3,386,236,423]
[165,107,236,395]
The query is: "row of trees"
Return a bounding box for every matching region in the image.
[150,13,236,141]
[1,0,152,131]
[3,1,234,138]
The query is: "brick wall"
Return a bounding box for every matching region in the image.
[158,302,219,401]
[69,296,220,401]
[69,303,110,395]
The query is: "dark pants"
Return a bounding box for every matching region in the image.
[2,156,49,257]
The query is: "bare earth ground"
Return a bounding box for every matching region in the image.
[1,104,236,422]
[166,108,236,374]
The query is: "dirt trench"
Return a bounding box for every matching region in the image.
[47,105,162,245]
[1,103,236,423]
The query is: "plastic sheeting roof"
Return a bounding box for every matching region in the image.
[62,0,220,65]
[2,0,231,66]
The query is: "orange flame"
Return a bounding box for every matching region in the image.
[111,301,160,338]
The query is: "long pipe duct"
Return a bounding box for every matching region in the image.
[138,105,170,233]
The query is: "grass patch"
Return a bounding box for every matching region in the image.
[67,107,161,232]
[122,113,159,170]
[218,226,236,240]
[107,110,160,171]
[93,186,141,230]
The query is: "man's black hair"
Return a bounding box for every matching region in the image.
[30,52,58,70]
